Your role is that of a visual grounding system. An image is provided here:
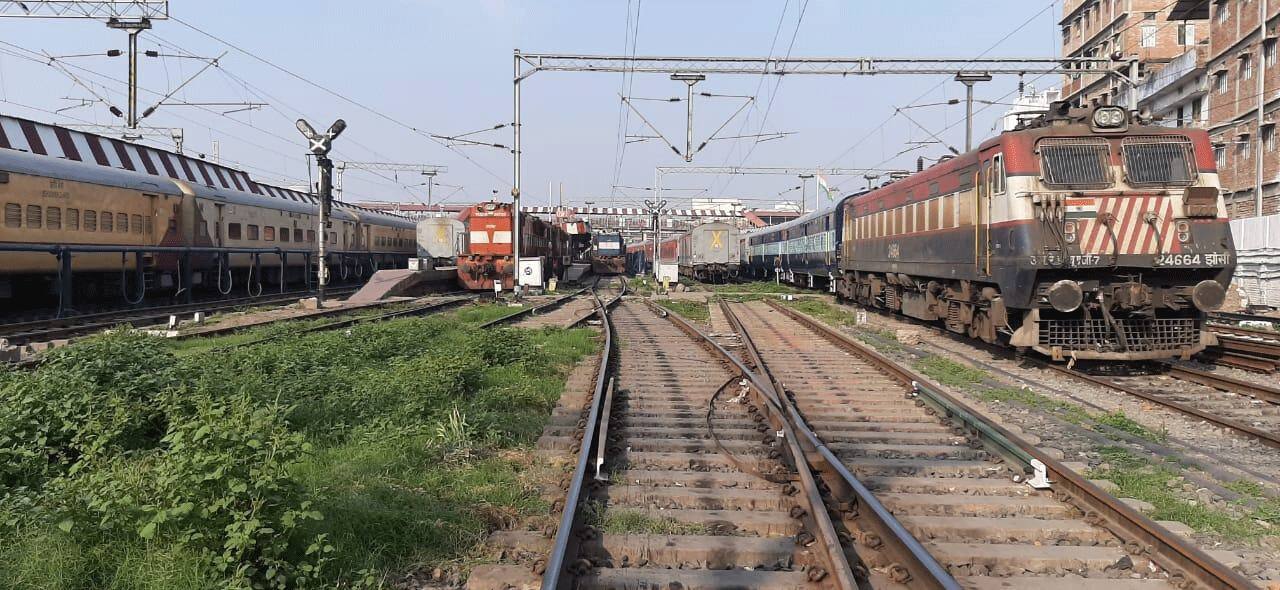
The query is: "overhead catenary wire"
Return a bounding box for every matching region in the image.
[169,15,510,188]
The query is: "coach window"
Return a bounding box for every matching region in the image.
[132,215,143,234]
[279,227,290,242]
[84,210,97,231]
[4,203,20,228]
[67,208,79,231]
[294,228,303,242]
[247,224,259,240]
[27,205,42,229]
[307,230,316,243]
[993,154,1006,194]
[118,213,128,233]
[228,223,242,240]
[101,212,113,232]
[264,226,276,241]
[48,207,62,230]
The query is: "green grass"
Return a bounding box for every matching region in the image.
[704,281,800,294]
[660,299,710,322]
[1095,410,1168,443]
[0,308,598,588]
[1088,447,1280,543]
[627,277,654,296]
[914,356,989,388]
[583,503,708,536]
[782,299,856,327]
[977,387,1093,425]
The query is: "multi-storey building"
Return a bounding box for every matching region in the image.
[1062,0,1207,107]
[1202,0,1280,218]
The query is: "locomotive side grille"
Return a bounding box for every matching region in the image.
[1039,318,1200,352]
[1122,136,1197,187]
[1039,137,1112,189]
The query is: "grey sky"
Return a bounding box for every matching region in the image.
[0,1,1063,210]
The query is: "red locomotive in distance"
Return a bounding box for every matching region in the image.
[456,201,570,290]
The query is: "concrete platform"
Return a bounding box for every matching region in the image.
[346,268,455,303]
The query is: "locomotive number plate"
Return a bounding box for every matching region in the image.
[1156,252,1232,266]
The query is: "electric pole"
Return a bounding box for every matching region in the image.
[296,118,347,308]
[955,72,993,152]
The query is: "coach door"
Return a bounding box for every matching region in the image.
[976,162,992,276]
[213,203,225,247]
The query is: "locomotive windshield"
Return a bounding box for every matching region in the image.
[1038,137,1112,188]
[1121,136,1197,187]
[596,235,623,255]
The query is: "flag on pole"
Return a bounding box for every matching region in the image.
[816,174,834,201]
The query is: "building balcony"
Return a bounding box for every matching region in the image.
[1136,45,1209,106]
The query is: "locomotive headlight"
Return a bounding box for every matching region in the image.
[1092,106,1128,130]
[1063,220,1079,244]
[1175,220,1192,243]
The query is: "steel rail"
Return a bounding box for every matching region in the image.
[476,286,593,329]
[647,299,864,589]
[1,287,362,344]
[212,296,476,352]
[1209,311,1280,329]
[1165,364,1280,405]
[766,300,1257,590]
[1047,364,1280,448]
[721,299,960,589]
[540,283,617,590]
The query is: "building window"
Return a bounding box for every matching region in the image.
[1141,25,1158,48]
[1266,39,1278,68]
[1238,135,1252,159]
[1242,54,1254,80]
[1264,125,1276,152]
[1063,25,1071,44]
[1178,23,1196,46]
[1216,1,1229,24]
[307,230,316,242]
[1144,11,1157,20]
[228,223,242,240]
[1215,72,1228,94]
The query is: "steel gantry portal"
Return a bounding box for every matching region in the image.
[510,51,1115,292]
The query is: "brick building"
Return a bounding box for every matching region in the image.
[1201,0,1280,218]
[1062,0,1207,107]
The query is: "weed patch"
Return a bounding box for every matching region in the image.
[705,281,800,294]
[914,357,989,388]
[977,387,1092,425]
[1088,446,1277,542]
[0,310,596,588]
[660,299,710,322]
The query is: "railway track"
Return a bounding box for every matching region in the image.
[1203,323,1280,373]
[472,293,870,588]
[840,295,1280,455]
[1052,364,1280,449]
[0,286,360,347]
[718,299,1253,589]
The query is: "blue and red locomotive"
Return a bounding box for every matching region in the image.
[745,103,1234,362]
